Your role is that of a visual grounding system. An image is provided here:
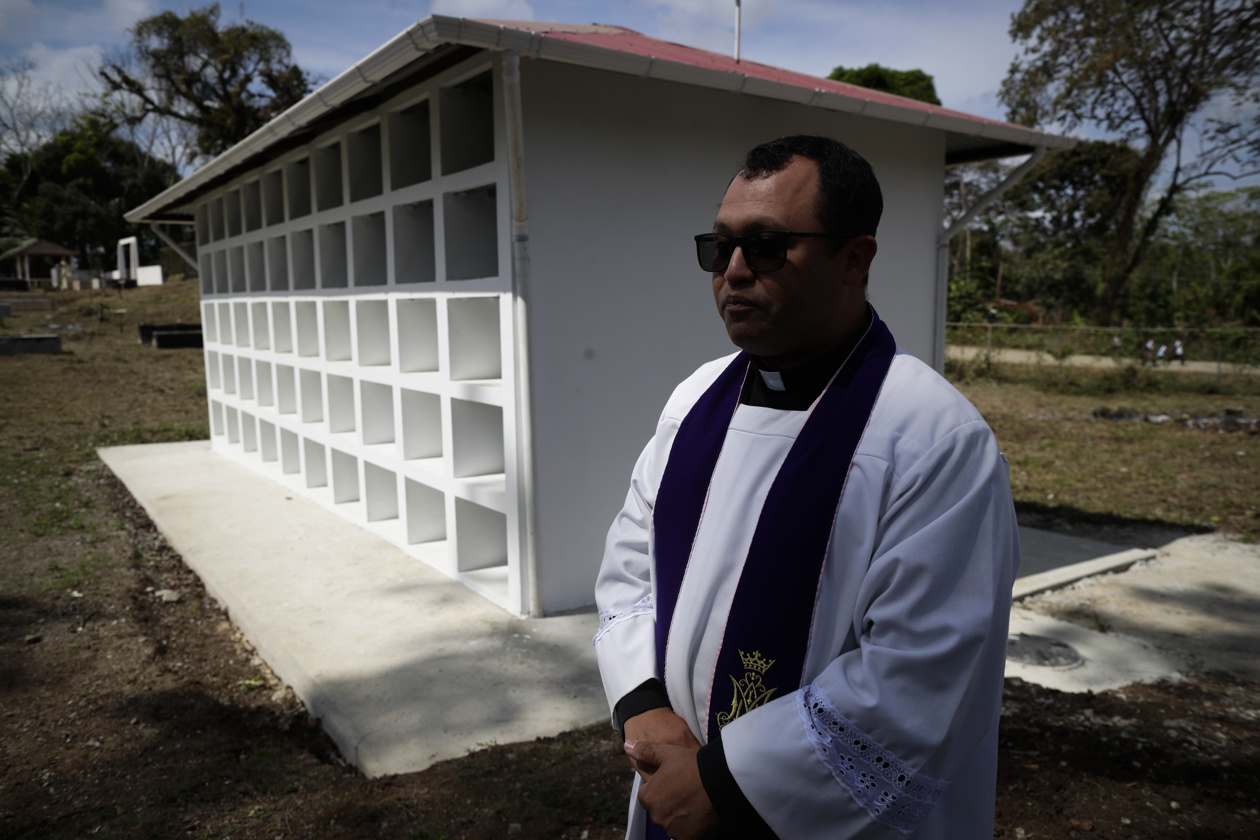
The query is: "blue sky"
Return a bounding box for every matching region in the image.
[1,0,1029,123]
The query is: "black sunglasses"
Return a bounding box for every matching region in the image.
[694,230,853,273]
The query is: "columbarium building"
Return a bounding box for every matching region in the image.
[127,16,1071,617]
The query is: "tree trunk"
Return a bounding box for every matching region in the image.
[1098,148,1164,325]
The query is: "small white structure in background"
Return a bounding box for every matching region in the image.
[124,16,1073,618]
[108,236,164,286]
[0,238,77,287]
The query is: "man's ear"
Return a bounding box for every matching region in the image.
[841,236,877,286]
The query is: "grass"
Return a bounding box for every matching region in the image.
[239,675,267,693]
[0,282,207,543]
[948,359,1260,540]
[44,554,111,592]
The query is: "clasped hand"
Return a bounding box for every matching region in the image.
[623,708,721,840]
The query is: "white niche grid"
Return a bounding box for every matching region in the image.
[197,56,523,614]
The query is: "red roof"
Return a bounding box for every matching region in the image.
[128,16,1073,223]
[478,20,1018,135]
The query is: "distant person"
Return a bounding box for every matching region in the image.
[1157,344,1168,365]
[1174,338,1185,366]
[1142,339,1155,366]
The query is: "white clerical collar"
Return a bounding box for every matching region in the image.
[758,369,786,391]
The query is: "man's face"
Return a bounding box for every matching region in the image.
[711,156,871,370]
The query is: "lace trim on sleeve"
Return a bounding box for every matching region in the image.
[592,593,654,646]
[797,683,949,835]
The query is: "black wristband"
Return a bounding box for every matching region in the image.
[613,678,671,740]
[696,734,779,840]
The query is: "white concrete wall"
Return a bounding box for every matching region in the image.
[518,59,947,611]
[192,53,534,616]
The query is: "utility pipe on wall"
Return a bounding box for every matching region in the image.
[932,146,1048,371]
[734,1,742,62]
[501,50,542,618]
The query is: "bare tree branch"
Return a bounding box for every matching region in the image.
[0,56,71,203]
[96,3,313,161]
[1000,0,1260,323]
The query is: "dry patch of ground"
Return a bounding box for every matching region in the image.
[953,364,1260,541]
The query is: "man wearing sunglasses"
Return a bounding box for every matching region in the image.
[594,135,1019,840]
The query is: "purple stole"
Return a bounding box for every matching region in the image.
[652,313,896,742]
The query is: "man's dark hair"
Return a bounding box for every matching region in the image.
[740,135,883,239]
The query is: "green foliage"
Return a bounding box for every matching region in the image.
[44,554,110,591]
[946,267,997,323]
[98,3,313,160]
[829,63,941,105]
[945,155,1260,329]
[1130,187,1260,327]
[1000,1,1260,138]
[92,422,210,448]
[407,830,452,840]
[943,161,1017,320]
[998,0,1260,325]
[8,113,177,268]
[27,478,91,537]
[239,675,266,693]
[1002,141,1143,314]
[1008,142,1140,246]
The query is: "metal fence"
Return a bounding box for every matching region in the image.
[945,322,1260,376]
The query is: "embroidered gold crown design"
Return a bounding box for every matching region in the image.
[717,649,778,728]
[739,649,775,675]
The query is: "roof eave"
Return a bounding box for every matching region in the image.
[126,14,1075,224]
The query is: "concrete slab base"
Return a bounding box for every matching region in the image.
[1013,533,1260,686]
[1005,609,1188,693]
[100,440,1216,774]
[1012,547,1158,600]
[98,441,608,778]
[1015,526,1149,579]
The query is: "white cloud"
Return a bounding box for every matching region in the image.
[621,1,1022,119]
[23,43,104,98]
[741,1,1019,119]
[0,0,1028,126]
[635,0,769,54]
[430,0,536,19]
[0,0,158,52]
[1,0,160,102]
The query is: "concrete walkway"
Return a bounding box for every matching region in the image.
[1012,532,1260,690]
[99,441,1251,776]
[99,441,607,778]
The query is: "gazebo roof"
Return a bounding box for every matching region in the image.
[0,238,76,260]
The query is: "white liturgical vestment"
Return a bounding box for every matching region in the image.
[594,348,1020,839]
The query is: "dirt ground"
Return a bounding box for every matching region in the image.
[4,472,1258,839]
[1,467,1256,840]
[2,286,1259,838]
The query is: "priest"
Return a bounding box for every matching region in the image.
[593,135,1021,839]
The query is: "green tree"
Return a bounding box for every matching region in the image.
[1135,187,1260,326]
[98,3,313,163]
[11,114,178,269]
[1002,141,1143,317]
[943,161,1011,321]
[829,64,941,105]
[999,0,1260,324]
